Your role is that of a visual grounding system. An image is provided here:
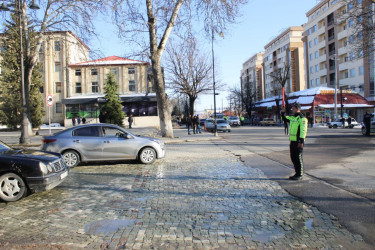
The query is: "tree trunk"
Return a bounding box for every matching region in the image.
[188,96,196,117]
[152,58,174,138]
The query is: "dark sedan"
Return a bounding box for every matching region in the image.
[0,141,69,202]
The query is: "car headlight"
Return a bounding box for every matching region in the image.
[39,162,48,174]
[152,139,164,146]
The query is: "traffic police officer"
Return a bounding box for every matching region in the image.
[281,103,308,180]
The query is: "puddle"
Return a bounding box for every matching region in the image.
[305,218,314,230]
[252,230,284,243]
[84,219,135,235]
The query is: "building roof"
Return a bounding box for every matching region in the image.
[69,56,150,67]
[264,26,304,50]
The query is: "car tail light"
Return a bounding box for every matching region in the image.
[43,139,56,144]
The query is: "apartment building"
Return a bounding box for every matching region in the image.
[304,0,374,103]
[240,53,264,102]
[263,27,306,98]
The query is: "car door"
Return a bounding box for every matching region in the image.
[100,126,138,160]
[71,126,103,160]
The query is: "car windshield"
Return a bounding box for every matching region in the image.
[0,141,11,152]
[206,120,214,124]
[229,117,237,120]
[217,120,227,124]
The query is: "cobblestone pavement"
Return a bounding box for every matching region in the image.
[0,141,369,249]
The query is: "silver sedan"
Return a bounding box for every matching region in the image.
[41,124,165,167]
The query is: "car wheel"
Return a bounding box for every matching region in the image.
[0,173,27,202]
[228,130,231,132]
[63,150,80,168]
[333,124,337,128]
[139,147,156,164]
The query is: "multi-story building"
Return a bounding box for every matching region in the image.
[64,56,156,123]
[263,26,306,98]
[240,53,264,102]
[1,31,158,127]
[304,0,375,103]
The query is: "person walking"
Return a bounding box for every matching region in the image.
[196,115,202,134]
[284,118,289,135]
[82,117,86,124]
[192,115,198,134]
[128,114,134,129]
[72,117,76,126]
[347,116,352,128]
[281,103,308,180]
[77,116,81,125]
[364,112,371,136]
[186,114,193,135]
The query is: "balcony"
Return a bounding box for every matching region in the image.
[328,35,335,42]
[327,20,334,27]
[329,50,336,56]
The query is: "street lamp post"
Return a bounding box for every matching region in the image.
[211,27,223,137]
[330,53,340,120]
[0,0,39,144]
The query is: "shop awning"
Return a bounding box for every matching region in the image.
[318,104,374,108]
[301,106,312,110]
[62,94,157,105]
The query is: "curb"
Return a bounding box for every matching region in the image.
[163,136,223,144]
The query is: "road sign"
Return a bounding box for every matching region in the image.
[47,95,53,107]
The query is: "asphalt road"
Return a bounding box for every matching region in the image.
[219,125,375,246]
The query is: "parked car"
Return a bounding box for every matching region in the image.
[260,118,276,126]
[228,116,240,126]
[205,119,231,132]
[328,118,360,128]
[361,115,375,135]
[0,141,69,202]
[199,119,206,127]
[41,124,165,167]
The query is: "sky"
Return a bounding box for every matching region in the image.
[89,0,321,112]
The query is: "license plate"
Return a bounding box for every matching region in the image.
[60,171,68,180]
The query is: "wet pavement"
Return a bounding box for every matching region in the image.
[0,140,369,249]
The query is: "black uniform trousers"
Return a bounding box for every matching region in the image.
[290,141,303,176]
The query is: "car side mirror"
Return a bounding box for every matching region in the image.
[126,134,133,139]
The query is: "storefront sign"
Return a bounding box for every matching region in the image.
[320,89,354,95]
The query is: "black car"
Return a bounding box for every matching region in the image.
[0,141,69,202]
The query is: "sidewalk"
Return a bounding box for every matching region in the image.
[0,126,221,147]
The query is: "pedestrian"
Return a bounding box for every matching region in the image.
[128,114,134,129]
[77,116,81,125]
[284,118,289,135]
[240,116,245,126]
[196,115,202,134]
[99,111,107,123]
[363,112,371,136]
[341,117,345,128]
[72,117,76,126]
[281,102,308,180]
[309,116,314,128]
[192,115,198,134]
[186,114,193,135]
[82,117,86,124]
[347,116,352,128]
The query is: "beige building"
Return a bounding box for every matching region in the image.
[240,53,264,102]
[304,0,374,103]
[263,27,306,98]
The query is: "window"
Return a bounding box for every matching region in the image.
[55,82,62,93]
[129,80,135,92]
[73,127,99,137]
[102,127,125,138]
[54,41,61,51]
[91,69,98,75]
[75,82,82,93]
[357,0,362,4]
[347,2,353,10]
[92,82,99,93]
[54,62,61,72]
[316,78,320,85]
[309,41,313,48]
[310,66,314,74]
[310,79,314,87]
[348,18,354,27]
[310,53,313,60]
[359,66,364,75]
[128,68,136,74]
[349,52,355,60]
[110,68,118,75]
[315,65,319,72]
[344,71,349,78]
[315,51,319,58]
[56,103,62,113]
[314,38,318,45]
[349,35,355,44]
[350,68,356,77]
[313,25,317,32]
[75,69,81,76]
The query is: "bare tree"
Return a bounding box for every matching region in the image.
[338,0,375,59]
[0,0,105,143]
[231,82,256,120]
[109,0,247,137]
[268,63,290,119]
[166,37,213,116]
